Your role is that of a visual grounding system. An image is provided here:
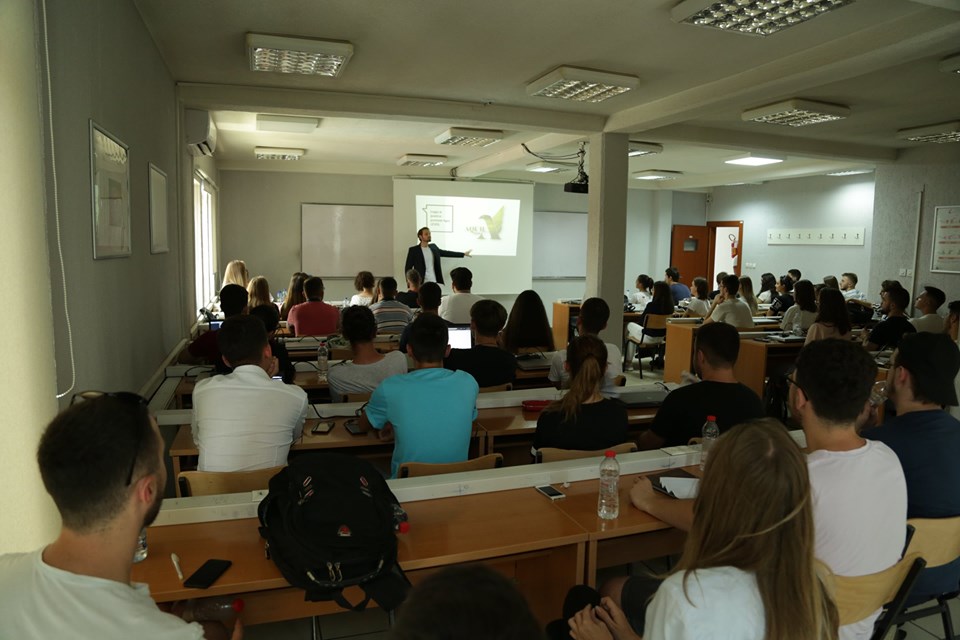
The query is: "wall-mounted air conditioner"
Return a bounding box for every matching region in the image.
[185,109,217,157]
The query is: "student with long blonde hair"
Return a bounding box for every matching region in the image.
[739,275,760,316]
[246,275,272,309]
[534,335,627,451]
[221,259,249,289]
[569,419,838,640]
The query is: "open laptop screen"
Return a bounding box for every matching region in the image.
[447,326,473,350]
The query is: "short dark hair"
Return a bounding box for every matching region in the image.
[217,314,268,366]
[716,271,728,285]
[579,297,610,334]
[923,286,946,309]
[450,267,473,290]
[778,275,794,292]
[842,272,858,285]
[219,284,249,316]
[949,300,960,317]
[894,332,960,406]
[886,286,910,311]
[795,339,876,424]
[304,276,325,299]
[249,304,280,333]
[354,271,375,291]
[37,396,159,532]
[341,305,377,344]
[721,274,740,296]
[391,565,544,640]
[470,300,507,337]
[788,269,802,281]
[380,276,399,298]
[405,268,422,287]
[695,321,740,367]
[418,282,442,310]
[881,279,902,292]
[408,313,449,362]
[665,267,680,282]
[417,226,430,239]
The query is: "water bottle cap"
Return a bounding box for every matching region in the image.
[604,450,616,458]
[232,598,245,613]
[706,415,717,422]
[397,521,411,534]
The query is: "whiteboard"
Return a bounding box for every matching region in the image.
[301,204,394,277]
[533,211,587,278]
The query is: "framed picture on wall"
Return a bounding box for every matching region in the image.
[931,205,960,274]
[89,121,131,259]
[148,163,169,254]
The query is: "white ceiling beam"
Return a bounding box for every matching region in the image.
[453,133,585,178]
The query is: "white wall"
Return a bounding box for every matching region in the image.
[709,175,875,295]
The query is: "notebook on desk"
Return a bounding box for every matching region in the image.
[516,353,554,371]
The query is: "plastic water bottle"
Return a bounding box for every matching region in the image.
[133,527,148,563]
[597,451,620,520]
[701,415,720,470]
[317,342,329,380]
[181,597,245,622]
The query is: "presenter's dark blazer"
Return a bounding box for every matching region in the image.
[404,243,465,285]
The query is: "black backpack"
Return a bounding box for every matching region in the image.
[257,452,410,611]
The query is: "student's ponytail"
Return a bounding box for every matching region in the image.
[547,335,608,422]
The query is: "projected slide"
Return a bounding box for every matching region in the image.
[415,195,520,257]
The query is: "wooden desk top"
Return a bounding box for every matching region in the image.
[476,406,657,436]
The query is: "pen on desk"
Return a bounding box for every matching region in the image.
[171,553,184,582]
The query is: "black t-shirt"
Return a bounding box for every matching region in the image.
[770,293,794,315]
[867,315,916,349]
[534,399,629,451]
[396,291,419,308]
[650,381,765,447]
[444,345,517,388]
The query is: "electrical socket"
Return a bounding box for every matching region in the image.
[898,268,907,276]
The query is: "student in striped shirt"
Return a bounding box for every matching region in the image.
[370,277,414,334]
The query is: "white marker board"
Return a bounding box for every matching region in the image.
[301,204,394,277]
[533,211,587,278]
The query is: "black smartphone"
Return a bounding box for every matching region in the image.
[344,418,367,436]
[535,485,565,501]
[183,559,232,589]
[311,421,335,435]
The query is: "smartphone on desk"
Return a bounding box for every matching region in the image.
[310,421,335,435]
[183,559,232,589]
[344,418,368,436]
[535,485,565,501]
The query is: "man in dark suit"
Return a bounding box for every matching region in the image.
[404,227,471,285]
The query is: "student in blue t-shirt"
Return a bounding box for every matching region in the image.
[664,267,690,305]
[360,313,479,477]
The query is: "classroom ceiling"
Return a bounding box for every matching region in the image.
[134,0,960,191]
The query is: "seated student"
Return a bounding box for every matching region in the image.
[192,315,308,472]
[766,275,795,317]
[221,259,249,289]
[500,289,555,353]
[627,274,654,309]
[287,276,339,336]
[438,267,484,324]
[369,276,414,334]
[359,314,479,478]
[279,272,307,321]
[707,271,726,301]
[534,336,628,451]
[864,333,960,601]
[180,283,248,369]
[637,322,763,450]
[444,300,516,388]
[0,394,234,640]
[862,285,916,351]
[396,268,421,308]
[664,266,691,305]
[328,306,408,402]
[947,300,960,341]
[398,282,455,353]
[823,275,840,290]
[568,420,837,640]
[739,275,760,316]
[249,304,295,384]
[703,274,754,328]
[551,297,623,392]
[246,275,272,309]
[350,270,375,306]
[781,279,817,333]
[910,285,946,333]
[625,281,674,368]
[757,272,777,304]
[683,277,711,317]
[805,287,852,344]
[840,272,866,300]
[788,267,802,283]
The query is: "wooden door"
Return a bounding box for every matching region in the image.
[670,225,711,285]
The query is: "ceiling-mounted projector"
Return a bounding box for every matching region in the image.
[564,179,588,194]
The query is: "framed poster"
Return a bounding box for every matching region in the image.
[931,205,960,273]
[89,121,131,259]
[148,163,169,254]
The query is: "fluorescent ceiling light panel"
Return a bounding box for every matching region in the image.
[398,154,447,167]
[526,161,575,173]
[826,169,874,176]
[628,141,664,157]
[435,128,503,147]
[256,114,320,133]
[247,33,354,77]
[527,66,638,103]
[724,153,785,166]
[897,121,960,144]
[633,170,683,181]
[940,53,960,74]
[672,0,856,36]
[254,147,305,160]
[742,99,850,127]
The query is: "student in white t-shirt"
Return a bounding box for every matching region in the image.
[568,420,837,640]
[329,305,408,402]
[703,274,754,328]
[549,297,623,395]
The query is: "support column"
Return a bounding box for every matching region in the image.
[0,0,61,552]
[585,133,629,346]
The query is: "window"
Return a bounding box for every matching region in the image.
[193,172,218,312]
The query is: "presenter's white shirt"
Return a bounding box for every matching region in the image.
[548,342,623,395]
[0,549,203,640]
[709,299,755,328]
[421,245,436,283]
[644,567,763,640]
[807,440,907,640]
[910,313,945,333]
[192,364,308,471]
[438,292,484,324]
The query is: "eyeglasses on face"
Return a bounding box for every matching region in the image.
[70,391,149,486]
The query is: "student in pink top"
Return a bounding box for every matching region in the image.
[287,276,340,336]
[805,288,852,345]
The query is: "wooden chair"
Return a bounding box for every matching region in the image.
[479,383,513,393]
[344,392,371,403]
[626,313,670,379]
[833,553,926,640]
[891,516,960,639]
[534,442,638,463]
[177,465,284,497]
[397,453,503,478]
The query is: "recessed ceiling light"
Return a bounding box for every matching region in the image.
[633,170,683,181]
[826,169,875,176]
[397,154,447,167]
[742,99,850,127]
[254,147,305,160]
[526,161,575,173]
[435,128,503,147]
[897,121,960,144]
[940,53,960,74]
[724,153,785,166]
[527,66,639,103]
[256,114,320,134]
[672,0,856,36]
[247,33,354,77]
[628,141,664,157]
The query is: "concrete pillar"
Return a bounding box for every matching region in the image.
[0,0,62,552]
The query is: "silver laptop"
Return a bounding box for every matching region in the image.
[448,326,473,350]
[516,352,554,371]
[615,387,669,408]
